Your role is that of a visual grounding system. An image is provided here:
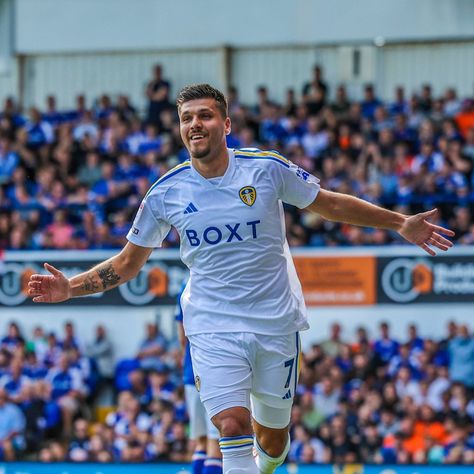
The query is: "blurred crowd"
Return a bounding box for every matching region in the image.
[1,318,473,465]
[1,64,474,250]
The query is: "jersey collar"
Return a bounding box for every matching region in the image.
[190,148,236,189]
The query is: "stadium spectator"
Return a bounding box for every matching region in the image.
[2,320,474,464]
[313,376,340,419]
[374,321,400,365]
[146,64,171,128]
[61,321,82,352]
[136,323,168,371]
[320,322,346,358]
[448,324,474,392]
[0,387,26,461]
[0,133,19,185]
[1,322,25,355]
[302,65,329,107]
[45,352,87,436]
[361,84,382,121]
[27,326,48,363]
[1,77,473,249]
[0,358,31,404]
[86,325,114,401]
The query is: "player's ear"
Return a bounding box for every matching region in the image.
[224,117,231,135]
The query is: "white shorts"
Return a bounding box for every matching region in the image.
[185,383,219,440]
[188,332,301,429]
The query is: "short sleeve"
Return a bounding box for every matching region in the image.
[277,161,320,209]
[126,195,171,248]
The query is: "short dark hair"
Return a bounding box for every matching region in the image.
[176,83,228,118]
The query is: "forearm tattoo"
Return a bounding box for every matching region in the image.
[82,275,100,293]
[96,263,121,289]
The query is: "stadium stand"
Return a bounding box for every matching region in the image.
[1,65,474,250]
[1,319,473,464]
[2,65,474,465]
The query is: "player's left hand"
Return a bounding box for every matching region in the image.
[398,208,455,256]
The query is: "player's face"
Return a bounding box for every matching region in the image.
[179,98,231,160]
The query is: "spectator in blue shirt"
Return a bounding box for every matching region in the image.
[389,86,409,116]
[1,322,25,355]
[448,324,474,390]
[0,387,26,460]
[361,84,382,121]
[42,95,64,128]
[0,134,19,185]
[46,353,87,436]
[136,323,168,371]
[0,358,31,404]
[406,324,425,354]
[61,321,82,353]
[24,108,54,150]
[374,321,400,365]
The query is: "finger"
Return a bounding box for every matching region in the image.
[431,232,454,247]
[30,274,47,281]
[33,296,47,303]
[27,286,42,295]
[428,238,450,251]
[420,243,436,256]
[427,223,455,237]
[28,289,42,297]
[422,208,438,219]
[44,263,62,276]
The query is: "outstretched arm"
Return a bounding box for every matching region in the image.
[306,189,454,256]
[28,242,153,303]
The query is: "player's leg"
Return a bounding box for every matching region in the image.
[204,405,223,474]
[204,437,223,474]
[250,332,300,473]
[185,384,209,474]
[188,333,258,474]
[251,403,291,474]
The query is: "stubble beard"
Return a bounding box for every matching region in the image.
[189,142,212,160]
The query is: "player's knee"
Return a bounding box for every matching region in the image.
[212,407,252,437]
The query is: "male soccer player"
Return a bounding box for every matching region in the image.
[176,283,222,474]
[28,84,454,474]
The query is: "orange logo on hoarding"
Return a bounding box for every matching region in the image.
[21,268,36,296]
[381,258,433,303]
[148,267,168,297]
[413,263,433,294]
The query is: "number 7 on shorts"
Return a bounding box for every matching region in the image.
[284,358,295,389]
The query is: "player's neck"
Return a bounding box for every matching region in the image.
[191,147,229,179]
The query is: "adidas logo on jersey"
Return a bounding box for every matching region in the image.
[282,389,292,400]
[183,202,198,214]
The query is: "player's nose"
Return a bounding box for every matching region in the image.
[189,116,203,129]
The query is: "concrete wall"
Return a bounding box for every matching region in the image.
[14,0,474,54]
[17,40,474,109]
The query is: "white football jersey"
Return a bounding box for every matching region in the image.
[127,148,320,336]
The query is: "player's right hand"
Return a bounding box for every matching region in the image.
[27,263,72,303]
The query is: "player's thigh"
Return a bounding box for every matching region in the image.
[188,333,252,419]
[251,332,301,408]
[250,332,300,428]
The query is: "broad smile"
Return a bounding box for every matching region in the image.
[189,133,207,143]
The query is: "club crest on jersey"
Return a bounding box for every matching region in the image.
[239,186,256,206]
